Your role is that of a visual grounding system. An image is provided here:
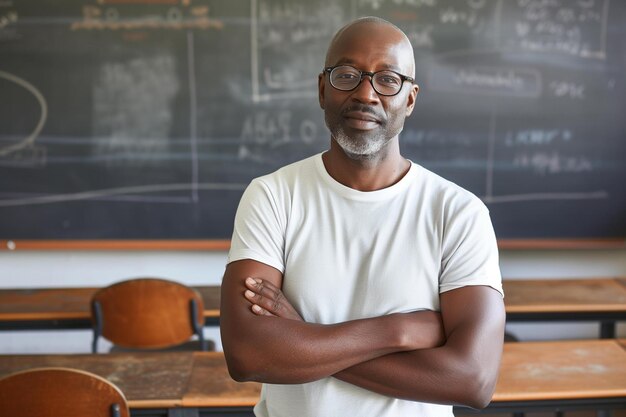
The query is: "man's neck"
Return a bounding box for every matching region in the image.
[322,139,410,192]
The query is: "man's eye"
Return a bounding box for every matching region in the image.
[378,75,400,85]
[336,73,358,80]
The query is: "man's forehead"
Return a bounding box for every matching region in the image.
[325,20,414,73]
[331,57,404,73]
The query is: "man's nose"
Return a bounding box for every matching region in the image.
[351,75,380,104]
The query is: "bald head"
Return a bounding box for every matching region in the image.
[325,17,415,77]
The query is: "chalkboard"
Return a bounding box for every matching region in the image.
[1,0,625,243]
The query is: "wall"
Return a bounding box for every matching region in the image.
[1,248,625,353]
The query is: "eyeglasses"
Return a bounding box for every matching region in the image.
[324,65,414,96]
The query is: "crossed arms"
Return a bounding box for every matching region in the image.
[220,259,505,409]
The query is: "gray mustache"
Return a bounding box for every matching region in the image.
[342,104,385,122]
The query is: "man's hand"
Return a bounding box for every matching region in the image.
[243,277,445,350]
[244,277,303,321]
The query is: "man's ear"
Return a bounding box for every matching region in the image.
[405,84,419,116]
[318,72,325,110]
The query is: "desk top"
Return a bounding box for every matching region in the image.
[1,278,625,324]
[182,352,259,407]
[493,339,626,402]
[0,340,624,407]
[0,286,220,321]
[502,278,626,313]
[0,351,258,409]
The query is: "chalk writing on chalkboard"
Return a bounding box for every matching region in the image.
[0,70,47,168]
[71,0,224,31]
[0,7,17,30]
[0,0,624,240]
[500,0,609,59]
[0,1,18,41]
[356,0,614,207]
[251,0,345,102]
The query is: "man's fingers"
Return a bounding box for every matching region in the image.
[246,278,283,306]
[244,286,276,317]
[245,288,283,314]
[246,277,281,300]
[251,304,275,316]
[243,277,303,321]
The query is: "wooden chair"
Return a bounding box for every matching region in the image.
[0,367,130,417]
[91,278,209,353]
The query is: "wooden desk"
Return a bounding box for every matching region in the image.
[0,351,259,416]
[0,286,221,330]
[482,339,626,414]
[503,278,626,338]
[0,340,624,416]
[1,278,625,336]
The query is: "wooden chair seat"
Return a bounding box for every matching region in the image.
[0,367,130,417]
[91,278,209,352]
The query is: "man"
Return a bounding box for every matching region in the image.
[220,16,505,417]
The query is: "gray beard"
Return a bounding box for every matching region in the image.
[332,130,391,159]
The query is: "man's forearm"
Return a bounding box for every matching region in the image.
[222,263,444,384]
[238,281,504,409]
[334,343,493,409]
[334,287,505,409]
[223,310,431,384]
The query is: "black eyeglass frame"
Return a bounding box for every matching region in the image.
[323,65,415,96]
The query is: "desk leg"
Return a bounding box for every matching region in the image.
[599,322,615,339]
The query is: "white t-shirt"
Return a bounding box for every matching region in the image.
[228,153,503,417]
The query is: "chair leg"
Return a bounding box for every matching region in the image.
[92,300,103,353]
[110,403,121,417]
[189,298,207,351]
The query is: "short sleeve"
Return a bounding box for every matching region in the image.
[227,178,286,273]
[439,199,503,297]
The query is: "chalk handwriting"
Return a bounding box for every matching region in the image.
[356,0,437,10]
[71,1,223,31]
[0,9,16,29]
[503,0,608,59]
[513,151,593,174]
[240,111,291,149]
[0,0,17,40]
[549,80,585,99]
[405,25,434,48]
[239,111,321,162]
[252,0,344,101]
[429,64,541,98]
[0,71,48,159]
[92,55,179,166]
[0,145,46,168]
[504,129,573,147]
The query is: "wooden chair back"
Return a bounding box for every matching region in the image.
[0,367,130,417]
[91,278,206,352]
